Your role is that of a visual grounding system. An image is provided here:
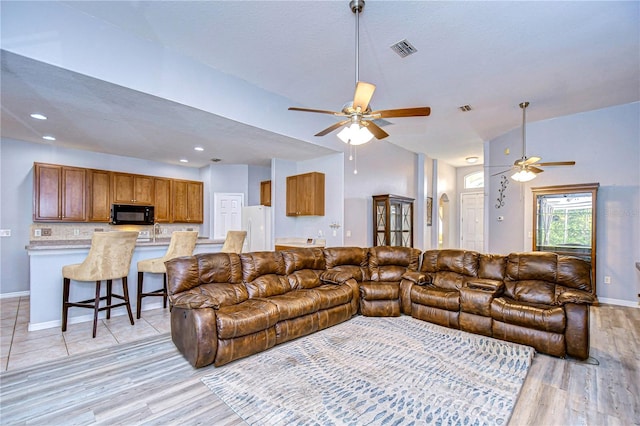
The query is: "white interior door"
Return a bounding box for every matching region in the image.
[460,192,484,251]
[214,193,244,240]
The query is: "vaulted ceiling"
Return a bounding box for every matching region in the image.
[2,1,638,168]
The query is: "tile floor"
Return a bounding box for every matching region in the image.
[0,296,170,372]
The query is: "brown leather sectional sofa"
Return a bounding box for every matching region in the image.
[166,246,596,368]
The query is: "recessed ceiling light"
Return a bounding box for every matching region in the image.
[465,156,479,164]
[30,113,47,120]
[194,146,204,152]
[179,158,189,163]
[42,135,56,141]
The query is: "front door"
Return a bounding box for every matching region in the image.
[460,192,484,251]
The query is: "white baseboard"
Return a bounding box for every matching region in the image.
[598,297,640,308]
[0,291,30,299]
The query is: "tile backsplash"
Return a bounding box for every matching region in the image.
[29,223,200,242]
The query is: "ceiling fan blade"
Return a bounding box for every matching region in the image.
[353,81,376,112]
[288,107,344,116]
[529,166,544,174]
[314,119,351,137]
[537,161,576,167]
[361,120,389,140]
[523,156,541,165]
[370,107,431,118]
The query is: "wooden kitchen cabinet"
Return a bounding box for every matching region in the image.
[112,173,154,205]
[86,169,111,222]
[286,172,324,216]
[171,179,203,223]
[153,177,172,223]
[33,163,86,222]
[260,180,272,206]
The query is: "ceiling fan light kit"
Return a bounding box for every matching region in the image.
[288,0,431,156]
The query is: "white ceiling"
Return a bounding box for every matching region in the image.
[1,1,638,168]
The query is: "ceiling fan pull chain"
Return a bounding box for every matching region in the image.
[353,144,358,174]
[349,142,354,161]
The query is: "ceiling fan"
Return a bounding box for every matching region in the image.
[494,101,575,182]
[288,0,431,146]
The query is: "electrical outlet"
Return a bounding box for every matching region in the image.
[604,276,611,284]
[41,228,52,236]
[73,229,80,236]
[346,230,352,237]
[34,229,42,237]
[0,229,11,237]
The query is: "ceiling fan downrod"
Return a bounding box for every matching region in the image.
[350,0,365,86]
[520,101,529,162]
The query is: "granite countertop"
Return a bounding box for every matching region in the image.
[26,237,222,250]
[274,237,327,248]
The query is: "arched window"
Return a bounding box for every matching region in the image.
[464,171,484,189]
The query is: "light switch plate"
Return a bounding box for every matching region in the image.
[0,229,11,237]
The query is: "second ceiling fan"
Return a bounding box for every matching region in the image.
[288,0,431,145]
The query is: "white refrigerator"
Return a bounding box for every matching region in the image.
[241,206,272,252]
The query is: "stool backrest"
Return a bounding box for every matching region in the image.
[80,231,139,280]
[221,230,247,254]
[163,231,199,261]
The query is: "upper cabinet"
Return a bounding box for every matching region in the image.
[153,178,172,223]
[33,163,86,222]
[171,179,203,223]
[32,163,203,224]
[286,172,325,216]
[112,173,154,205]
[86,169,111,222]
[260,180,272,207]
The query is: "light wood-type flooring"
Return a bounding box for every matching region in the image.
[1,297,638,425]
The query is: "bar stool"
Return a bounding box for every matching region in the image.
[221,230,247,254]
[62,231,139,338]
[136,231,198,318]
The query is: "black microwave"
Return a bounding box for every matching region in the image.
[110,204,154,225]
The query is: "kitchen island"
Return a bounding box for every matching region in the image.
[26,238,222,331]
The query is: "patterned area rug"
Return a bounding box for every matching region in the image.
[201,316,534,425]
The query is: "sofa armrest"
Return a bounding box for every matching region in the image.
[321,270,356,285]
[170,289,221,309]
[557,288,597,305]
[464,279,504,295]
[401,271,428,285]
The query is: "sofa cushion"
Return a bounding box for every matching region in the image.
[266,290,321,320]
[216,299,280,339]
[491,297,566,333]
[410,285,460,311]
[421,249,479,277]
[241,252,290,297]
[433,271,466,291]
[368,246,420,281]
[323,247,369,281]
[504,280,557,305]
[557,256,592,292]
[198,253,243,284]
[506,252,557,282]
[306,284,353,310]
[287,269,323,289]
[359,282,400,300]
[282,248,326,274]
[199,283,249,308]
[478,254,507,281]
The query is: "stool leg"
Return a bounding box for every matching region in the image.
[106,280,113,320]
[137,271,144,319]
[62,278,70,332]
[92,280,101,338]
[162,273,168,309]
[122,277,135,326]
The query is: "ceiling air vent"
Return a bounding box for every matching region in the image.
[459,105,472,112]
[390,39,417,58]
